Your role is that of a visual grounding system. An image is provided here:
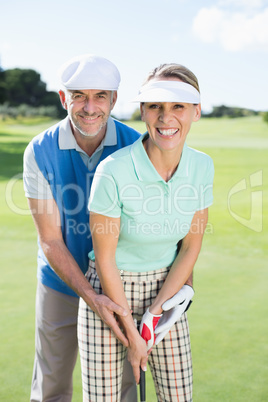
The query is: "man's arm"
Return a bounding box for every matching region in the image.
[27,197,129,347]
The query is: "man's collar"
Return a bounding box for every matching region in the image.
[58,116,117,151]
[58,116,76,150]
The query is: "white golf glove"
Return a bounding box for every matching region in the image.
[139,308,162,351]
[154,285,194,345]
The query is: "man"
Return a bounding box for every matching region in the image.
[23,54,140,402]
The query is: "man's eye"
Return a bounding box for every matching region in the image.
[148,104,160,109]
[72,94,86,101]
[174,104,184,109]
[97,94,107,99]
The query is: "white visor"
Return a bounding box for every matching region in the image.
[132,80,200,103]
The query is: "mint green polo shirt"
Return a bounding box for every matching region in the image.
[88,133,214,272]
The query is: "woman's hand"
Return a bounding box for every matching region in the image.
[127,330,148,384]
[139,308,162,351]
[154,285,194,345]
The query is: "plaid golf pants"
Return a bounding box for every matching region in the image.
[78,260,193,402]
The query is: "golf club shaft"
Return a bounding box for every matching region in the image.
[140,367,146,402]
[135,319,146,401]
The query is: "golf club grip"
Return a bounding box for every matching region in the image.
[140,367,146,402]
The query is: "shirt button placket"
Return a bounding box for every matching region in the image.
[164,185,170,214]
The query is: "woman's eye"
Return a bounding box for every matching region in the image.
[148,104,160,109]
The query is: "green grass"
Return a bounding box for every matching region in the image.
[1,116,268,401]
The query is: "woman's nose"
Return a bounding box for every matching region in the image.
[158,110,173,124]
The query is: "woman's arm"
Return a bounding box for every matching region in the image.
[149,208,208,315]
[90,212,148,384]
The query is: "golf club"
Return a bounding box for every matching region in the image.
[139,366,146,402]
[134,319,146,402]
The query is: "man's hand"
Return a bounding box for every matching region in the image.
[89,293,129,347]
[155,285,194,345]
[139,308,162,351]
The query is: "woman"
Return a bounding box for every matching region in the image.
[78,63,214,401]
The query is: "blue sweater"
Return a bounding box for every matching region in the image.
[32,118,140,297]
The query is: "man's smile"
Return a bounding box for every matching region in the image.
[78,113,102,123]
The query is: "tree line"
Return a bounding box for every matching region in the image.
[0,67,267,123]
[0,67,66,119]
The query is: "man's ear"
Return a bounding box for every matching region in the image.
[59,90,67,110]
[110,91,118,110]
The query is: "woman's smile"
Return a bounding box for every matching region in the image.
[157,128,179,137]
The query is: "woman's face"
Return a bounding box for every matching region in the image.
[140,79,201,153]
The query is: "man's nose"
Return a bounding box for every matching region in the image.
[83,98,97,113]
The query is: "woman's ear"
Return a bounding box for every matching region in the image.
[140,103,145,122]
[193,103,201,122]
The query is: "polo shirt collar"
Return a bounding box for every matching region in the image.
[131,133,189,182]
[58,116,117,152]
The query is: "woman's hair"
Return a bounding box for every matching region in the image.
[143,63,200,92]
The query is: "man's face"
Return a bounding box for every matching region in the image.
[59,89,117,139]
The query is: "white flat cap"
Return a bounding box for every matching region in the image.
[59,54,121,90]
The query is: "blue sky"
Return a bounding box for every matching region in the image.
[1,0,268,117]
